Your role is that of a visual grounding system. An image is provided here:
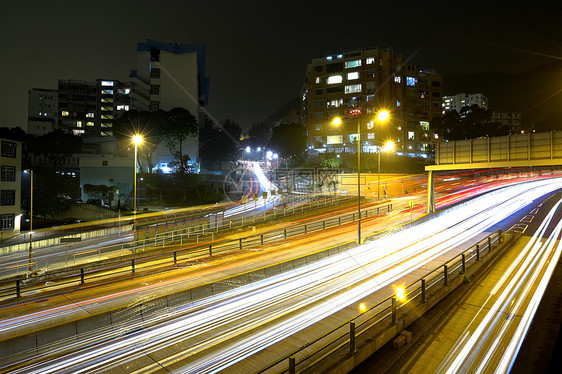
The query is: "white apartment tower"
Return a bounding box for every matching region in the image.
[442,93,488,113]
[129,40,210,167]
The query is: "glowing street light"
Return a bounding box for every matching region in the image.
[133,135,143,212]
[332,109,390,244]
[377,110,390,122]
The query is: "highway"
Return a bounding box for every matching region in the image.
[3,179,561,373]
[441,194,562,373]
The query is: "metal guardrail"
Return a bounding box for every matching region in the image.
[0,195,358,277]
[0,201,394,300]
[258,229,504,374]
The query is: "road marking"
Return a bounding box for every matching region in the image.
[509,224,528,233]
[519,215,534,223]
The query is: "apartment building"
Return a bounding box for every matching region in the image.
[442,93,489,113]
[491,111,521,133]
[129,39,210,167]
[27,88,58,136]
[0,139,21,238]
[302,47,443,158]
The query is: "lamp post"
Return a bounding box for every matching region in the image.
[132,135,143,212]
[25,169,33,275]
[332,109,389,244]
[377,141,395,200]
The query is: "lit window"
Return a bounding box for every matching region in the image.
[368,133,375,139]
[420,121,430,130]
[102,89,113,95]
[76,121,82,127]
[315,77,322,84]
[72,129,85,135]
[345,60,361,69]
[327,99,343,108]
[396,125,402,131]
[327,135,343,144]
[101,81,114,86]
[406,77,418,86]
[345,84,362,94]
[316,124,322,131]
[326,56,333,61]
[366,57,375,64]
[394,76,402,83]
[62,111,69,116]
[87,122,95,127]
[117,105,130,111]
[327,75,343,84]
[366,95,375,102]
[396,100,401,107]
[408,131,415,140]
[347,72,359,80]
[337,54,343,59]
[367,121,374,129]
[124,88,131,94]
[86,113,95,118]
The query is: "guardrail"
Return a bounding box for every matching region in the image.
[0,202,394,300]
[258,229,505,373]
[0,195,359,277]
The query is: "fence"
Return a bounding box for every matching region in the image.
[0,201,394,299]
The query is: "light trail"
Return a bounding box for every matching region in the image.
[3,178,562,373]
[442,196,562,374]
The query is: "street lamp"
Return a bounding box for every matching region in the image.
[24,169,33,275]
[332,109,389,244]
[132,135,143,212]
[378,141,395,200]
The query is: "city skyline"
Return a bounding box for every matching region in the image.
[1,0,560,130]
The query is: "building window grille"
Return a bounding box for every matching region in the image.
[1,142,16,158]
[0,166,15,181]
[0,214,14,230]
[0,190,15,206]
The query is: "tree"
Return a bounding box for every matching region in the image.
[31,130,83,168]
[199,117,242,170]
[249,122,271,148]
[113,110,167,173]
[430,105,509,141]
[268,123,307,160]
[161,107,198,174]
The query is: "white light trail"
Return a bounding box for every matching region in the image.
[4,178,562,373]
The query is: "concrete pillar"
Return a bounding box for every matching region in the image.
[426,170,435,213]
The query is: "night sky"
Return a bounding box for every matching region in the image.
[1,0,560,130]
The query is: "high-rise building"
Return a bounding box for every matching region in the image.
[129,39,210,167]
[27,88,58,136]
[57,79,97,136]
[442,93,488,113]
[96,79,132,137]
[56,79,132,137]
[302,47,442,158]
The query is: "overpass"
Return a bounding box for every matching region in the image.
[425,131,562,212]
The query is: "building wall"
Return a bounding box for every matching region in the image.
[491,111,521,133]
[303,47,442,157]
[79,155,134,205]
[0,139,22,238]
